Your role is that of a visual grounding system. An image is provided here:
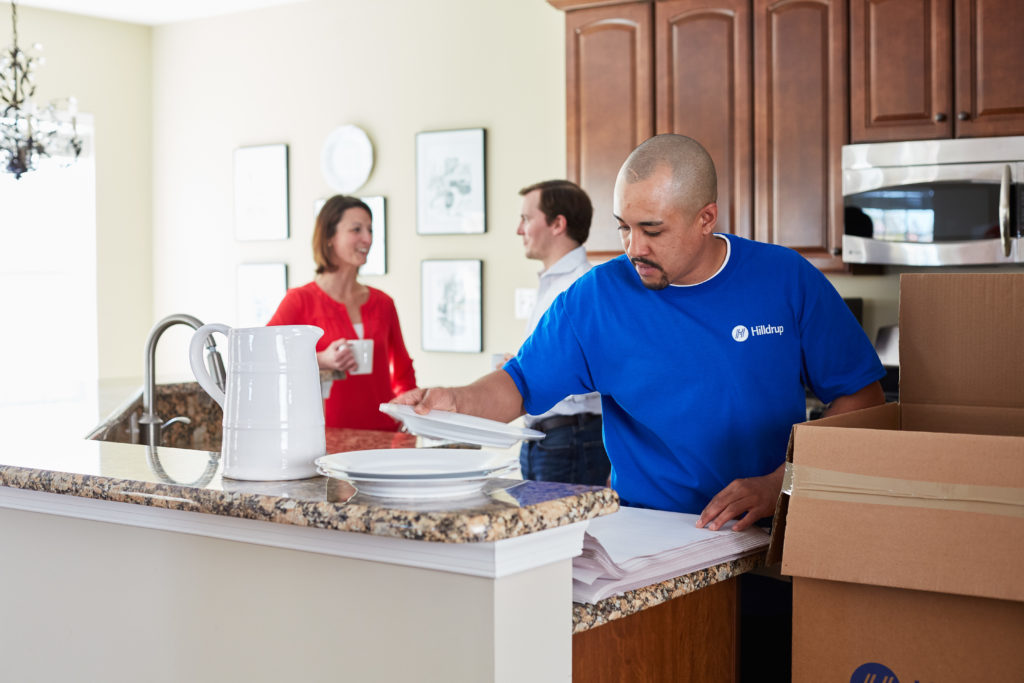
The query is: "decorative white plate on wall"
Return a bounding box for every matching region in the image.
[320,124,374,193]
[378,403,545,448]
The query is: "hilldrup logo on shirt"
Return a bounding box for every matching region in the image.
[731,322,784,342]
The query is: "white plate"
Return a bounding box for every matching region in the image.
[320,124,374,193]
[315,449,518,500]
[317,468,509,500]
[378,403,544,448]
[315,448,514,480]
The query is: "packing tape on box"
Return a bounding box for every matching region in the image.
[782,462,1024,518]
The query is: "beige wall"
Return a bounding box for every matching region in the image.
[149,0,568,386]
[4,7,152,380]
[18,1,1020,389]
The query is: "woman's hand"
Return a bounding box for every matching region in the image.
[317,338,359,375]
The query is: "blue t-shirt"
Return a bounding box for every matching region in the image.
[504,234,885,514]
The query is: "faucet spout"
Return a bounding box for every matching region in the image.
[139,314,226,446]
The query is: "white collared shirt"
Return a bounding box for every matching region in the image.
[524,245,602,426]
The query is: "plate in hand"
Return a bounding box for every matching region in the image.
[378,403,544,448]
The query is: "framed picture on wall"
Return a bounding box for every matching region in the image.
[314,195,387,275]
[234,143,289,241]
[415,128,486,235]
[421,259,482,352]
[236,262,288,327]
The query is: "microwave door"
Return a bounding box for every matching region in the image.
[843,161,1019,266]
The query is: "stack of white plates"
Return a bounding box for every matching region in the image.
[378,403,544,448]
[315,448,517,500]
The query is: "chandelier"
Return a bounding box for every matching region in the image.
[0,0,82,179]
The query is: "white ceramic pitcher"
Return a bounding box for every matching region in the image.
[189,324,326,480]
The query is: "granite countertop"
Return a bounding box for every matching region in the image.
[3,372,760,633]
[0,427,619,544]
[572,553,766,632]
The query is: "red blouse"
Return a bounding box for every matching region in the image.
[267,282,416,431]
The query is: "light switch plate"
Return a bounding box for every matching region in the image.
[514,288,537,320]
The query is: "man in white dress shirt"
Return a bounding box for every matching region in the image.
[512,180,610,485]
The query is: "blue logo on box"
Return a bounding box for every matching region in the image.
[850,662,899,683]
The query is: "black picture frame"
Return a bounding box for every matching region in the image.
[420,259,482,352]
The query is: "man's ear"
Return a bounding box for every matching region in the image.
[698,203,718,235]
[549,214,569,236]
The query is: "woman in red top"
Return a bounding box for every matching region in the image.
[268,196,416,431]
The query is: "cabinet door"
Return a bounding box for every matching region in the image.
[566,3,655,255]
[953,0,1024,137]
[754,0,847,272]
[850,0,954,142]
[656,0,752,239]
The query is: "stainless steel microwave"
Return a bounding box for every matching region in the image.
[842,136,1023,266]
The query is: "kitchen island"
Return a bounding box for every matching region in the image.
[0,425,762,682]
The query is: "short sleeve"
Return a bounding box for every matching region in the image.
[504,293,594,415]
[797,265,885,404]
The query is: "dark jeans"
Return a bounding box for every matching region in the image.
[519,415,610,486]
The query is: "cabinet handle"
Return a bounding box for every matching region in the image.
[934,113,947,122]
[957,111,970,121]
[831,247,841,256]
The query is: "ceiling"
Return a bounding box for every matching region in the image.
[14,0,309,26]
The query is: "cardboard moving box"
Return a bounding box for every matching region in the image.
[768,273,1024,683]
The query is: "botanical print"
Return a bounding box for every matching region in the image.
[416,129,485,234]
[421,259,481,352]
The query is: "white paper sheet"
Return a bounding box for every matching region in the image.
[572,507,770,604]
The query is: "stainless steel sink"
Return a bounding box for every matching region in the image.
[86,382,222,450]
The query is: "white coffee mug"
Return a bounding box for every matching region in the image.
[347,339,374,375]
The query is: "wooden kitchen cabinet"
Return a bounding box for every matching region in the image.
[753,0,848,271]
[573,578,740,682]
[850,0,1024,142]
[554,0,848,271]
[564,1,655,254]
[656,0,753,240]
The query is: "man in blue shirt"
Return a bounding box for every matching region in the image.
[396,134,885,532]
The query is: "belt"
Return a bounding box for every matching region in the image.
[533,412,601,433]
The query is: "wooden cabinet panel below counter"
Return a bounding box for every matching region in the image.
[574,578,740,682]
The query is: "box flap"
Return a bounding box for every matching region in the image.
[780,415,1024,602]
[900,274,1024,409]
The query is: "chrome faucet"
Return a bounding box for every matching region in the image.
[133,314,226,446]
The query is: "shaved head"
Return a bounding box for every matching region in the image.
[617,134,717,215]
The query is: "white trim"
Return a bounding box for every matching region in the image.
[0,486,587,578]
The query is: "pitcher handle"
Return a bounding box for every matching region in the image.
[189,323,230,408]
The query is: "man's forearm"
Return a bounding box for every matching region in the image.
[824,381,885,418]
[451,370,526,423]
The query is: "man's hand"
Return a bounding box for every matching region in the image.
[391,371,526,422]
[392,387,458,415]
[696,464,785,532]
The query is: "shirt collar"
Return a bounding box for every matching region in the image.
[540,245,588,278]
[669,234,731,288]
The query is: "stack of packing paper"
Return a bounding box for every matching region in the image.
[573,506,770,604]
